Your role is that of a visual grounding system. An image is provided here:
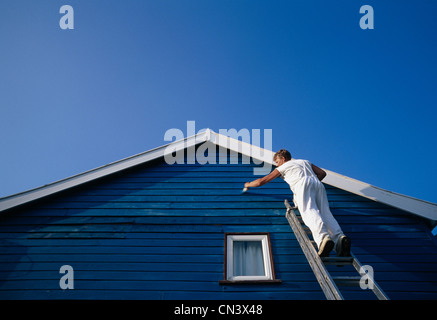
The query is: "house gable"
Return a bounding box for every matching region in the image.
[1,130,437,228]
[1,144,437,299]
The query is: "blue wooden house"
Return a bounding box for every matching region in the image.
[1,130,437,300]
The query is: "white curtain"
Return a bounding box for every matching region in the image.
[233,241,265,276]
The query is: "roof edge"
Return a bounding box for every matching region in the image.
[1,129,436,223]
[0,130,209,212]
[323,170,437,222]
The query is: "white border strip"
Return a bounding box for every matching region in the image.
[323,170,437,221]
[0,131,208,212]
[1,129,436,223]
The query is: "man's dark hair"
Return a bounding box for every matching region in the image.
[274,149,292,161]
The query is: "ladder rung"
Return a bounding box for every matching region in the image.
[321,256,354,265]
[302,226,312,234]
[332,276,361,287]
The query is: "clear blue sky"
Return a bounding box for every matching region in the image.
[1,1,436,210]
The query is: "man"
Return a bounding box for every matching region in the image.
[244,149,351,257]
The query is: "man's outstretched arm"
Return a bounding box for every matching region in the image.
[244,169,281,188]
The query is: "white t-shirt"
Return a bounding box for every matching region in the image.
[275,159,316,192]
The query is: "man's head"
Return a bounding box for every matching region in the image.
[273,149,291,167]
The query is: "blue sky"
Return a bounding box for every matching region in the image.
[1,0,436,212]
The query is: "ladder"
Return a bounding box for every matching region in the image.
[284,199,389,300]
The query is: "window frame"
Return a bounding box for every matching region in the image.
[219,232,281,284]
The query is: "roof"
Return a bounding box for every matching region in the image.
[1,129,437,226]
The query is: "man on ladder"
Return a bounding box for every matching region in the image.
[244,149,351,257]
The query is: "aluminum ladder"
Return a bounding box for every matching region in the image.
[284,199,389,300]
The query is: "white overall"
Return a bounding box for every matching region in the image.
[277,159,344,249]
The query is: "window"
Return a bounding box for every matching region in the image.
[220,233,281,284]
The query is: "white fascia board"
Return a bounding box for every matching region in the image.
[210,131,437,222]
[209,131,276,174]
[1,129,437,223]
[323,170,437,221]
[0,131,208,212]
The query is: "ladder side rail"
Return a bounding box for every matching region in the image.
[351,254,390,300]
[285,200,390,301]
[284,200,344,300]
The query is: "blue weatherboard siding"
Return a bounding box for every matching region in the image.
[1,150,437,299]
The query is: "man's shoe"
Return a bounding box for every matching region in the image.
[336,235,351,257]
[318,237,334,257]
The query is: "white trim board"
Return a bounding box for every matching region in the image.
[323,171,437,223]
[0,130,208,213]
[1,129,436,224]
